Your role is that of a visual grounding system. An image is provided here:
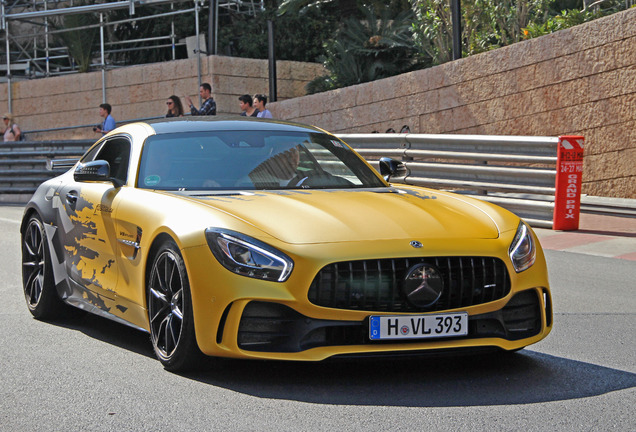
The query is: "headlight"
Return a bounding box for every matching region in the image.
[508,221,536,273]
[205,228,293,282]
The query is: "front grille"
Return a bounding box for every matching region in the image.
[308,257,510,312]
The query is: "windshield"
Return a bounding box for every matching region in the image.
[137,130,386,191]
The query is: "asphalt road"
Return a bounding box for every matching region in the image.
[1,204,634,431]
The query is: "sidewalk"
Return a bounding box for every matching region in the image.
[534,213,636,261]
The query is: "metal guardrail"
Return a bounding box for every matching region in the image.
[1,136,635,226]
[340,133,635,226]
[0,140,93,197]
[338,133,561,228]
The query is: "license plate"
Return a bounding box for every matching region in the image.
[369,312,468,340]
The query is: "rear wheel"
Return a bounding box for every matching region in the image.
[147,240,205,371]
[21,214,67,319]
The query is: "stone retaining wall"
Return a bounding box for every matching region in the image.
[273,8,636,199]
[0,56,325,140]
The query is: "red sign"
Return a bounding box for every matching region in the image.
[553,136,584,230]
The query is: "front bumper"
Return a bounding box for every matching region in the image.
[182,234,553,361]
[236,288,551,353]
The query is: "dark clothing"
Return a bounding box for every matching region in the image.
[241,110,259,117]
[190,97,217,116]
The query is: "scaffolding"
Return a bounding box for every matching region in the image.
[0,0,264,110]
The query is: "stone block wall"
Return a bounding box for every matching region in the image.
[273,8,636,199]
[0,55,325,140]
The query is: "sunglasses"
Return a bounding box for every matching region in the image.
[166,101,174,105]
[2,117,7,120]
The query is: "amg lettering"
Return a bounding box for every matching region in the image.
[95,204,113,214]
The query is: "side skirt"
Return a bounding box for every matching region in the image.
[60,278,148,333]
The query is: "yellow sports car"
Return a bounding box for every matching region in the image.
[21,117,552,371]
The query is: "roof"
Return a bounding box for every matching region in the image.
[143,116,325,135]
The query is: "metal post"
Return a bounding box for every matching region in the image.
[195,0,202,105]
[171,2,176,60]
[100,12,106,103]
[208,0,218,56]
[213,0,218,55]
[5,21,12,112]
[45,0,50,76]
[33,0,37,76]
[267,20,277,102]
[451,0,462,60]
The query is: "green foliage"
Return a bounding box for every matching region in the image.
[410,0,453,64]
[521,8,598,38]
[522,0,628,39]
[277,0,410,17]
[411,0,554,65]
[218,8,336,62]
[278,0,359,16]
[306,5,428,93]
[109,4,191,65]
[46,0,632,85]
[54,11,99,72]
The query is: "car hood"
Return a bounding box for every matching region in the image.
[187,188,502,245]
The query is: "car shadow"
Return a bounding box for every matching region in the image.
[45,312,636,408]
[47,312,155,359]
[180,351,636,407]
[186,352,636,407]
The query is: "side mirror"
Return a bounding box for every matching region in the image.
[74,160,123,188]
[379,157,407,182]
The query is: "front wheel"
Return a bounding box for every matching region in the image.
[21,214,67,319]
[147,240,205,371]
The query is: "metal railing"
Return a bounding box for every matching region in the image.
[0,139,93,197]
[2,134,635,224]
[338,133,561,228]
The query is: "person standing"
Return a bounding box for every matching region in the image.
[185,83,216,116]
[94,103,116,135]
[238,94,258,117]
[165,95,184,117]
[3,113,21,141]
[254,94,273,119]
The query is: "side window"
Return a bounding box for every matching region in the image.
[95,138,131,184]
[80,143,102,163]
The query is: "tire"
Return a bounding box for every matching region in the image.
[21,214,67,319]
[147,240,205,371]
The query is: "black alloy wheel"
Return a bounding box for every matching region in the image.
[147,240,204,371]
[21,214,66,319]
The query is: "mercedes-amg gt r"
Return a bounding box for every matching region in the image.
[21,117,552,371]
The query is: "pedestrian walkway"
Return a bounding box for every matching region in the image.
[534,213,636,261]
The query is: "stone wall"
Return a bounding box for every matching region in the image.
[273,8,636,199]
[0,55,325,140]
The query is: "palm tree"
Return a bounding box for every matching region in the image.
[55,12,99,73]
[307,5,427,93]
